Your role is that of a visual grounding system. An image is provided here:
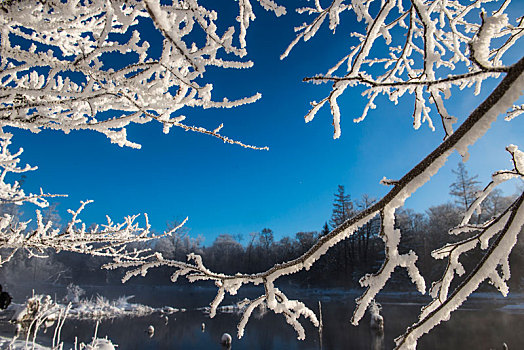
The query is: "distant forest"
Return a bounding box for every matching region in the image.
[1,163,523,292]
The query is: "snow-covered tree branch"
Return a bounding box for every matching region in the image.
[293,0,523,139]
[0,0,522,348]
[105,0,524,346]
[0,0,283,270]
[0,196,188,266]
[0,0,285,150]
[0,127,188,267]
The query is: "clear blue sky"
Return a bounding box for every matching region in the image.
[10,1,524,244]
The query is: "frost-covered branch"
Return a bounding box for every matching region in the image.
[0,126,185,266]
[395,146,524,349]
[2,0,521,346]
[0,199,187,266]
[284,0,523,139]
[108,56,524,340]
[0,131,62,207]
[0,0,284,150]
[505,104,524,121]
[106,251,320,340]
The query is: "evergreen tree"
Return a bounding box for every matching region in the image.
[321,222,330,236]
[329,185,354,228]
[329,185,355,276]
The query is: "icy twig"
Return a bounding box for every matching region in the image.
[0,200,188,267]
[505,104,524,121]
[287,0,522,139]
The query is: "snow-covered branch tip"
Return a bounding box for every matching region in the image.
[107,53,524,341]
[395,146,524,349]
[0,200,188,267]
[106,251,320,340]
[0,0,282,150]
[0,131,64,207]
[505,104,524,121]
[285,0,523,139]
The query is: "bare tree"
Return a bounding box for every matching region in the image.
[449,162,481,211]
[259,228,275,255]
[356,194,380,264]
[480,188,515,220]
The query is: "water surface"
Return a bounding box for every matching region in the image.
[2,286,523,349]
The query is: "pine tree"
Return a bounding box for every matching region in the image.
[320,222,330,236]
[329,185,355,276]
[449,163,481,212]
[329,185,354,228]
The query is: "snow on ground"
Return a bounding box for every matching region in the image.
[0,336,118,350]
[9,294,180,323]
[67,295,163,319]
[78,337,117,350]
[0,336,49,349]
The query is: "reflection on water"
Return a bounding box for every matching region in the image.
[2,286,524,349]
[371,331,385,350]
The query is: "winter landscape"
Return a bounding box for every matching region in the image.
[0,0,523,349]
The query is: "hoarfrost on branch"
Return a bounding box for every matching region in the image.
[294,0,523,140]
[106,1,524,348]
[0,0,284,150]
[0,117,187,266]
[0,0,522,349]
[0,0,286,267]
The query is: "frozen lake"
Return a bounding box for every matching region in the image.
[1,285,523,349]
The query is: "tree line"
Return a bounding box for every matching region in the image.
[1,163,522,291]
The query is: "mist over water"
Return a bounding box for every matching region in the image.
[1,285,523,349]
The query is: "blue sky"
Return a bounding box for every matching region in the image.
[10,1,524,244]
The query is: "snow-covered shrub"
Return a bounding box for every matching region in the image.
[12,294,60,330]
[65,284,86,304]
